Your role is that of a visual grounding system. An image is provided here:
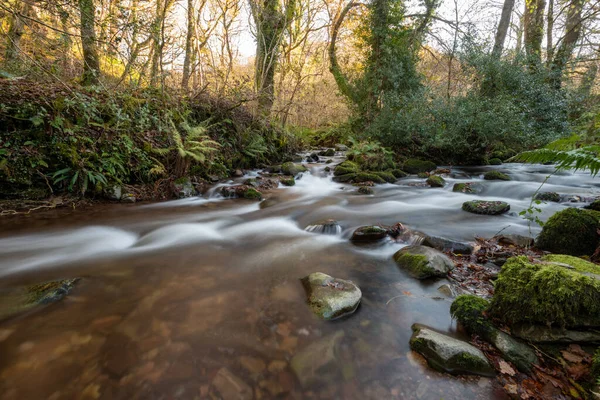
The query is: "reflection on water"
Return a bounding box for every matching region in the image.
[0,163,594,399]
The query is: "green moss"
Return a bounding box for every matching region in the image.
[453,183,476,194]
[374,171,397,183]
[592,348,600,380]
[174,176,190,185]
[358,186,374,195]
[534,191,560,202]
[488,158,503,165]
[242,188,262,200]
[483,171,510,181]
[333,161,359,176]
[332,173,356,183]
[453,352,490,371]
[417,172,429,179]
[588,200,600,211]
[281,162,307,176]
[462,200,510,215]
[403,159,436,174]
[390,169,408,178]
[542,254,600,275]
[450,295,494,337]
[426,175,446,188]
[354,172,385,184]
[393,253,432,279]
[489,256,600,328]
[536,208,600,256]
[280,177,295,186]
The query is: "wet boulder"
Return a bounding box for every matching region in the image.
[536,208,600,256]
[488,158,503,165]
[489,255,600,329]
[409,324,495,376]
[422,235,473,254]
[351,225,388,242]
[319,148,335,157]
[173,177,196,198]
[451,295,539,372]
[534,191,560,202]
[417,172,429,179]
[374,171,397,183]
[220,185,263,200]
[462,200,510,215]
[281,162,308,176]
[291,331,345,387]
[0,278,80,321]
[452,182,483,194]
[358,186,374,195]
[483,171,510,181]
[308,153,320,162]
[121,193,136,203]
[333,161,359,176]
[305,219,341,235]
[355,172,385,184]
[587,199,600,211]
[104,185,122,200]
[393,245,455,279]
[426,175,446,188]
[403,159,436,174]
[280,177,295,186]
[301,273,361,320]
[390,169,408,179]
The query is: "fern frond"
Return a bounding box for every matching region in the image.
[512,147,600,176]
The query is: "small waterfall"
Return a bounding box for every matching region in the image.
[304,219,342,235]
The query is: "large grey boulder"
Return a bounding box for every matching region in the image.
[393,245,455,279]
[301,272,361,320]
[409,324,495,376]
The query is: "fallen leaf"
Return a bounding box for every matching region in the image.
[499,359,516,376]
[561,350,584,364]
[402,291,412,296]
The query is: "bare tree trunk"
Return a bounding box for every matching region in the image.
[515,13,524,55]
[546,0,554,65]
[523,0,546,68]
[182,0,195,90]
[79,0,101,85]
[5,0,32,65]
[329,0,359,102]
[492,0,515,57]
[549,0,584,88]
[151,0,165,87]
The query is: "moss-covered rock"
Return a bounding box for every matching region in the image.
[451,295,539,372]
[281,162,308,176]
[332,173,356,183]
[390,169,408,178]
[452,182,483,194]
[417,172,429,179]
[319,148,335,157]
[587,199,600,211]
[374,171,397,183]
[426,175,446,188]
[351,225,387,242]
[173,177,196,198]
[409,324,495,376]
[301,272,361,320]
[393,245,455,279]
[488,158,503,165]
[536,208,600,256]
[483,171,510,181]
[354,172,385,184]
[462,200,510,215]
[333,161,359,176]
[489,256,600,328]
[243,188,262,200]
[403,159,436,174]
[221,185,263,200]
[358,186,374,195]
[280,177,296,186]
[534,191,560,202]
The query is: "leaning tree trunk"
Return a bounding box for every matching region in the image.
[492,0,515,57]
[5,0,32,65]
[523,0,546,69]
[79,0,101,85]
[549,0,584,88]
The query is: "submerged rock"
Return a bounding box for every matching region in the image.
[534,191,560,202]
[350,225,388,242]
[393,245,455,279]
[536,208,600,256]
[409,324,495,376]
[426,175,446,188]
[462,200,510,215]
[489,255,600,328]
[452,182,483,194]
[403,159,436,174]
[212,367,253,400]
[358,186,374,195]
[173,177,196,198]
[437,283,465,298]
[483,171,510,181]
[305,219,342,235]
[0,278,80,321]
[281,162,308,176]
[301,272,361,320]
[291,331,345,387]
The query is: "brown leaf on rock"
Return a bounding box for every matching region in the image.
[499,360,516,376]
[561,350,584,364]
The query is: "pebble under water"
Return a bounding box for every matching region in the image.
[0,157,598,399]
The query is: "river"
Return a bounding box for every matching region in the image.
[0,157,597,399]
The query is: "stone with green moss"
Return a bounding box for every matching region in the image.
[409,323,495,376]
[534,191,560,202]
[462,200,510,215]
[173,177,196,198]
[333,161,359,176]
[358,186,373,195]
[332,173,356,183]
[281,162,308,176]
[426,175,446,188]
[488,158,503,165]
[483,171,510,181]
[417,172,429,179]
[301,272,361,320]
[354,172,385,184]
[587,199,600,211]
[393,245,454,279]
[319,148,335,157]
[451,295,539,372]
[489,256,600,328]
[390,169,408,178]
[536,208,600,256]
[403,159,436,174]
[351,225,387,242]
[0,278,80,321]
[374,171,397,183]
[452,182,483,194]
[280,177,295,186]
[243,188,262,200]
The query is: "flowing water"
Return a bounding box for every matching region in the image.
[0,158,598,400]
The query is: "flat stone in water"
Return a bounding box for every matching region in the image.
[462,200,510,215]
[301,272,361,320]
[409,324,495,376]
[350,225,387,242]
